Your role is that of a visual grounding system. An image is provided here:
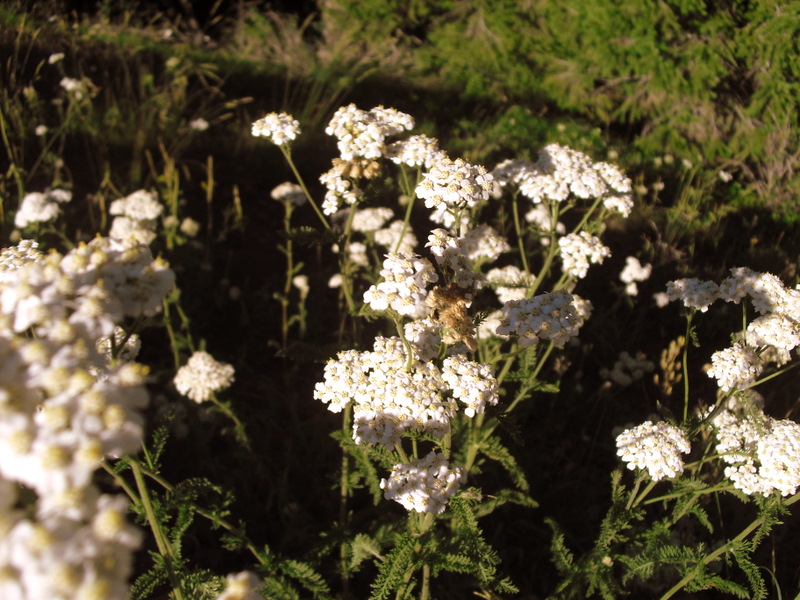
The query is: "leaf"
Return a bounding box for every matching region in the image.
[369,534,417,600]
[478,436,530,491]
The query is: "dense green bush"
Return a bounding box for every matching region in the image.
[321,0,800,216]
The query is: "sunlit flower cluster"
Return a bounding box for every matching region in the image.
[174,351,235,403]
[426,229,485,294]
[251,111,301,145]
[619,256,652,296]
[109,189,164,247]
[385,134,447,169]
[363,252,439,318]
[558,232,611,279]
[441,354,498,417]
[415,157,493,229]
[380,451,466,514]
[665,278,719,312]
[711,403,800,496]
[351,207,395,233]
[14,189,72,229]
[325,104,414,160]
[314,336,455,448]
[497,290,585,347]
[492,144,632,211]
[706,342,764,392]
[374,220,418,254]
[0,236,174,599]
[616,421,691,481]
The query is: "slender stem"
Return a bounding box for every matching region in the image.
[682,312,693,422]
[420,564,431,600]
[511,193,530,276]
[658,493,800,600]
[281,145,331,231]
[393,170,417,254]
[130,459,185,600]
[340,403,352,598]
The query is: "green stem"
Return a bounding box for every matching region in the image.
[393,170,417,254]
[340,403,352,598]
[511,193,530,276]
[130,459,185,600]
[658,493,800,600]
[281,145,331,231]
[682,312,693,422]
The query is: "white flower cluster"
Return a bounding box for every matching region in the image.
[426,229,485,295]
[374,220,417,254]
[616,421,691,481]
[217,570,265,600]
[0,237,174,599]
[665,278,720,312]
[59,76,91,100]
[313,336,455,448]
[486,265,534,304]
[0,239,43,279]
[351,207,395,233]
[525,203,565,246]
[109,189,164,247]
[363,252,438,318]
[319,166,361,215]
[415,157,493,229]
[711,405,800,496]
[385,134,447,169]
[14,189,72,229]
[380,451,466,514]
[497,290,586,347]
[404,318,442,362]
[459,225,511,263]
[441,354,499,417]
[558,232,611,279]
[492,145,632,214]
[251,112,301,145]
[619,256,652,296]
[706,342,763,392]
[325,104,414,160]
[600,351,654,387]
[174,351,235,403]
[270,181,306,206]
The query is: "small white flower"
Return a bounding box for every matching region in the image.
[251,112,300,145]
[616,421,691,481]
[174,351,235,403]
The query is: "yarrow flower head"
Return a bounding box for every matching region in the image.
[616,421,691,481]
[363,252,439,318]
[711,402,800,496]
[14,189,72,229]
[217,571,265,600]
[706,342,764,392]
[666,278,719,312]
[380,451,466,514]
[325,104,414,160]
[497,290,588,348]
[174,351,235,403]
[493,145,632,212]
[385,134,447,169]
[416,157,493,230]
[558,232,611,279]
[270,181,306,206]
[619,256,652,296]
[251,112,300,145]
